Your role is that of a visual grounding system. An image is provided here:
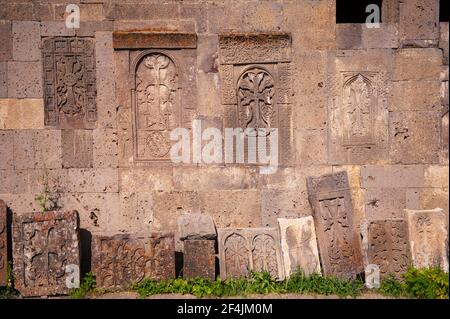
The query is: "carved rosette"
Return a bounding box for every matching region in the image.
[218,228,285,281]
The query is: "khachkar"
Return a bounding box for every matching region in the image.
[366,219,411,280]
[12,211,80,297]
[278,217,321,278]
[405,208,449,272]
[91,233,175,289]
[306,171,364,279]
[112,31,198,163]
[42,37,97,129]
[0,200,6,286]
[218,228,285,281]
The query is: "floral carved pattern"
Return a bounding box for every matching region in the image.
[252,234,278,277]
[224,233,249,279]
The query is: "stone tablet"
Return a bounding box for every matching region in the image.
[178,213,217,241]
[92,233,175,289]
[12,210,80,297]
[366,219,411,280]
[183,240,215,281]
[0,200,6,286]
[405,208,449,272]
[218,228,285,281]
[307,171,364,279]
[278,217,321,278]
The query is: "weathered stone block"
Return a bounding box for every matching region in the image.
[336,24,362,50]
[119,168,174,192]
[60,168,118,193]
[0,170,28,194]
[365,219,411,280]
[242,1,283,32]
[113,31,197,49]
[40,22,76,37]
[12,210,80,297]
[107,3,179,20]
[93,129,118,168]
[218,227,285,280]
[76,21,113,37]
[92,232,175,289]
[390,81,441,111]
[0,62,6,97]
[180,4,207,34]
[440,23,449,65]
[405,208,449,272]
[389,111,440,164]
[0,199,6,286]
[393,48,442,81]
[0,99,44,129]
[361,165,424,188]
[0,3,34,20]
[399,0,439,45]
[12,21,40,61]
[0,131,14,169]
[278,217,321,278]
[295,129,327,165]
[178,213,216,241]
[365,188,420,220]
[306,171,364,279]
[7,61,42,98]
[62,130,93,168]
[0,21,12,61]
[183,240,215,281]
[362,23,399,49]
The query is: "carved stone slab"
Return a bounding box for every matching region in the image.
[42,37,97,129]
[12,210,80,297]
[113,31,197,49]
[218,228,285,281]
[0,200,6,286]
[366,219,411,280]
[92,233,175,289]
[405,208,449,272]
[183,240,215,281]
[307,171,364,279]
[178,213,217,241]
[278,217,321,278]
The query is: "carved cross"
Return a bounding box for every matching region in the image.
[346,75,371,136]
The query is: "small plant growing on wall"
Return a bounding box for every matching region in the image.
[35,168,60,213]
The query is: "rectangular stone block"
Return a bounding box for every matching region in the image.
[0,130,13,169]
[405,208,449,272]
[389,81,441,111]
[93,129,118,168]
[362,23,399,49]
[306,171,364,279]
[365,219,411,280]
[107,3,179,20]
[91,233,175,289]
[393,48,442,81]
[113,31,197,49]
[62,129,93,168]
[183,240,215,281]
[361,165,425,188]
[365,188,420,220]
[440,23,449,65]
[0,199,6,286]
[0,21,12,61]
[12,210,80,297]
[278,217,321,278]
[336,24,362,50]
[218,227,285,281]
[389,111,441,164]
[40,22,76,37]
[60,168,118,193]
[399,0,439,45]
[0,62,6,97]
[0,3,34,20]
[7,61,42,98]
[0,99,44,129]
[12,21,41,62]
[178,213,216,241]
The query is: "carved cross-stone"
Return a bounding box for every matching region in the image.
[307,171,364,279]
[12,211,80,297]
[183,240,216,281]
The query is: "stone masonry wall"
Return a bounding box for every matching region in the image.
[0,0,448,252]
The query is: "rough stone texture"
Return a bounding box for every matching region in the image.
[177,213,217,241]
[0,21,12,61]
[183,239,215,281]
[278,217,321,278]
[399,0,439,46]
[7,61,42,98]
[42,37,97,128]
[440,23,449,65]
[218,227,284,281]
[62,129,94,168]
[365,219,411,280]
[12,210,80,297]
[307,171,364,279]
[0,62,6,97]
[91,233,175,289]
[0,199,6,286]
[12,21,40,62]
[0,99,44,129]
[405,208,449,272]
[113,32,197,49]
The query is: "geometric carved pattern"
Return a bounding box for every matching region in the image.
[405,208,449,272]
[366,219,411,280]
[0,200,6,286]
[91,233,175,289]
[42,37,96,129]
[307,171,364,280]
[218,228,285,281]
[12,211,80,297]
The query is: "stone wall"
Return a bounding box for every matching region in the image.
[0,0,448,253]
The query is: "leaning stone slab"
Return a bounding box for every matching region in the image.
[307,171,364,279]
[278,217,321,278]
[405,208,449,272]
[183,239,216,281]
[218,228,285,281]
[178,213,217,241]
[12,210,80,297]
[0,200,6,286]
[92,233,175,289]
[366,219,411,280]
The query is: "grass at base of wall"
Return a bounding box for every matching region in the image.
[0,262,19,299]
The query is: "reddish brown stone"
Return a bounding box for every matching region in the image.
[307,171,364,279]
[183,240,215,281]
[0,200,6,286]
[12,210,80,297]
[92,233,175,289]
[113,31,197,49]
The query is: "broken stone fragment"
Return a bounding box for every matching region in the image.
[177,213,217,241]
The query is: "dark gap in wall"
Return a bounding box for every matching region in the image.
[336,0,383,23]
[80,229,92,276]
[440,0,449,22]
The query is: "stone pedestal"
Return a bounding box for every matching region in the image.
[183,239,215,281]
